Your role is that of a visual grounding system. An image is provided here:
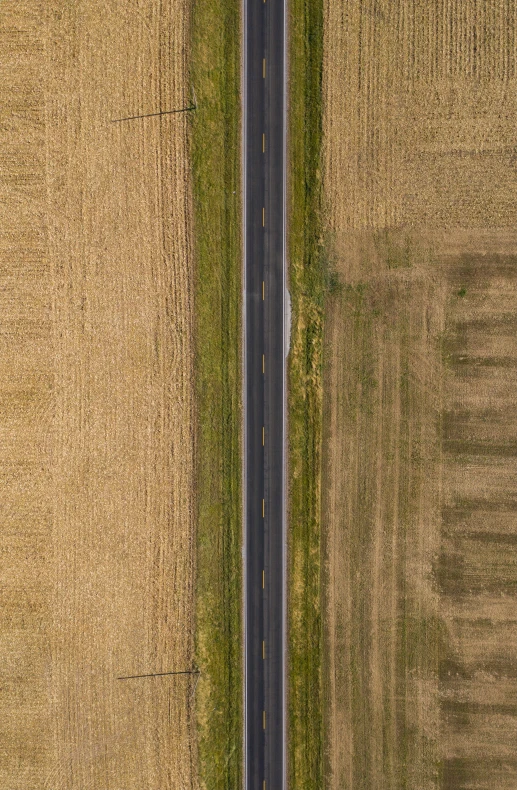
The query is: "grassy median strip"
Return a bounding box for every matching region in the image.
[190,1,242,787]
[288,0,325,786]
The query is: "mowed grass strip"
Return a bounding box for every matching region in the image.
[323,269,444,790]
[288,0,325,786]
[190,0,242,787]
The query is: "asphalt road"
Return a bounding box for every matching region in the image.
[242,0,286,787]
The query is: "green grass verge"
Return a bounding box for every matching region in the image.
[190,0,241,787]
[288,0,325,786]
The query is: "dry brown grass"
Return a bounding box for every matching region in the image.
[438,247,517,786]
[323,2,517,789]
[323,254,445,790]
[324,0,517,231]
[1,2,197,788]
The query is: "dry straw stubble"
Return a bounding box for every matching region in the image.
[323,2,517,789]
[1,1,197,788]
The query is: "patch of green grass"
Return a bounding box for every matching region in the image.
[190,0,241,787]
[373,229,414,269]
[288,0,325,786]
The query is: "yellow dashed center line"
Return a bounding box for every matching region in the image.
[263,710,266,730]
[263,58,266,78]
[262,354,265,374]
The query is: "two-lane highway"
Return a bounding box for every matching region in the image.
[242,0,286,786]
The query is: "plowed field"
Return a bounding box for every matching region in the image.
[323,3,517,789]
[0,2,196,788]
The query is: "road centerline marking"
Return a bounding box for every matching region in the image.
[243,0,287,780]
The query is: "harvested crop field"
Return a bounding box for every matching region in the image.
[1,2,197,789]
[322,2,517,789]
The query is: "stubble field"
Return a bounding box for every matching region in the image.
[322,2,517,789]
[1,2,197,788]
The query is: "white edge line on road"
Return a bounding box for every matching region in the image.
[282,0,288,785]
[241,0,248,783]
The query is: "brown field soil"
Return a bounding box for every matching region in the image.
[0,2,197,789]
[322,2,517,789]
